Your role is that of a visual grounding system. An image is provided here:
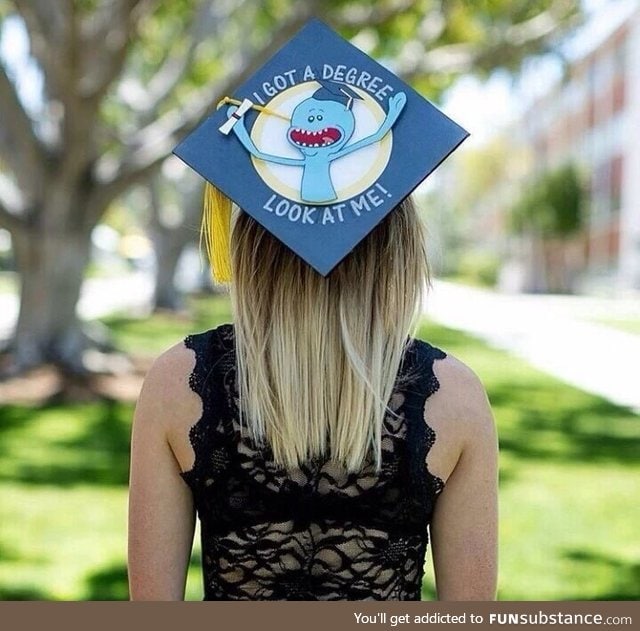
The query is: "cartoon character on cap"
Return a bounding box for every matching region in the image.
[226,79,407,204]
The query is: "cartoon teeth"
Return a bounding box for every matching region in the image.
[289,126,342,148]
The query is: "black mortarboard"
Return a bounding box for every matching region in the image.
[173,19,469,277]
[312,79,364,109]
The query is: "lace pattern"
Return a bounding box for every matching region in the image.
[180,323,446,600]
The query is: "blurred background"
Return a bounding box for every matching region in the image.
[0,0,638,601]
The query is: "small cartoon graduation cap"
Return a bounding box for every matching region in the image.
[174,19,469,279]
[313,79,363,110]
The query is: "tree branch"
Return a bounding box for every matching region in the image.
[0,61,46,193]
[397,4,581,79]
[11,0,73,100]
[0,173,27,232]
[329,0,420,28]
[116,0,234,119]
[76,0,156,103]
[90,6,316,214]
[149,169,202,241]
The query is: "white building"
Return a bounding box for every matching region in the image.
[520,2,640,291]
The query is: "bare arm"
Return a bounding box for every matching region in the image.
[127,343,200,600]
[427,356,499,600]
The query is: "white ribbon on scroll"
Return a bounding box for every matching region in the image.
[218,98,254,135]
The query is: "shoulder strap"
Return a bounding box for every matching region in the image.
[398,338,447,509]
[180,324,235,490]
[184,323,235,398]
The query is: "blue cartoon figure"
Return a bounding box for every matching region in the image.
[225,80,407,204]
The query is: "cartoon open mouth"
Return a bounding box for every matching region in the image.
[289,127,342,148]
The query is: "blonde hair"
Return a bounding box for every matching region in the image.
[229,196,430,473]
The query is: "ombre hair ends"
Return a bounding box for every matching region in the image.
[229,196,430,473]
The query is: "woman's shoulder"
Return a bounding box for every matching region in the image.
[432,348,487,398]
[417,341,495,454]
[132,339,198,454]
[135,324,234,423]
[145,322,232,378]
[410,339,496,483]
[408,336,489,412]
[134,324,235,473]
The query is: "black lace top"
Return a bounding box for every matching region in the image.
[180,324,447,601]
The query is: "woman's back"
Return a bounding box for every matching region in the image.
[128,19,498,602]
[173,323,448,600]
[130,200,497,603]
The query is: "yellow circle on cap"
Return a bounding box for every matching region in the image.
[250,82,392,205]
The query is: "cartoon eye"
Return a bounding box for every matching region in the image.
[317,114,323,121]
[308,115,315,122]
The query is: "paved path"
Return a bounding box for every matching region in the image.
[0,272,154,342]
[2,274,638,411]
[424,281,640,413]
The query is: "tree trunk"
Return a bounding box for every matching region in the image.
[527,232,549,293]
[10,224,93,374]
[152,229,188,311]
[149,174,202,312]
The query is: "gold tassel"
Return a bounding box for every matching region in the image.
[201,182,232,283]
[217,96,290,122]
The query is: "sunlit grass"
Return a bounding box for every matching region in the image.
[591,317,640,336]
[416,320,640,601]
[0,296,638,600]
[101,292,232,356]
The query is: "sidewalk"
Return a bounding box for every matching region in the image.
[424,280,640,413]
[0,272,154,342]
[2,274,638,411]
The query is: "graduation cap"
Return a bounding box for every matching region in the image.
[312,79,364,109]
[173,19,469,279]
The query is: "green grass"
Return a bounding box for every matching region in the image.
[0,296,638,600]
[592,317,640,336]
[100,293,232,356]
[415,321,640,601]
